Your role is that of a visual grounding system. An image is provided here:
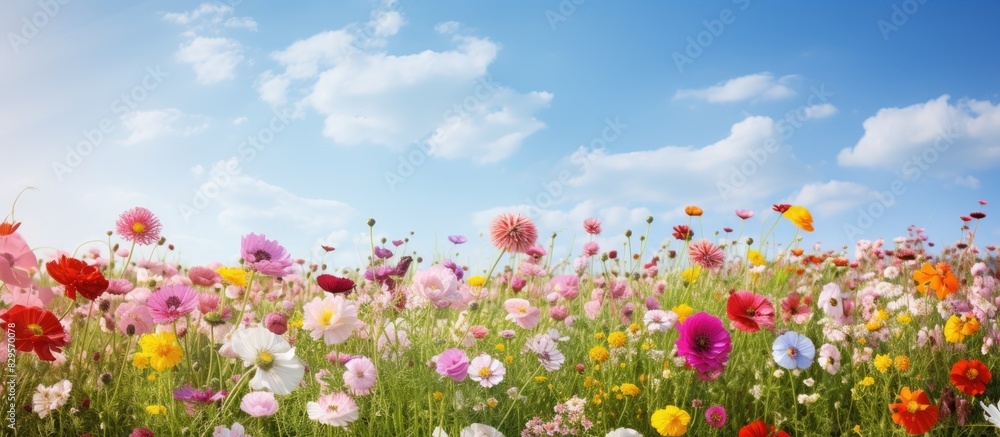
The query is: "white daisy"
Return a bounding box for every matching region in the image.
[230,327,304,395]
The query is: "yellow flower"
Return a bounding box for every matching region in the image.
[433,392,443,401]
[875,309,889,321]
[495,343,505,351]
[865,319,883,332]
[620,383,641,397]
[894,355,911,372]
[608,331,627,348]
[594,332,606,340]
[873,354,892,373]
[132,352,151,369]
[896,314,911,325]
[628,323,641,335]
[486,398,498,408]
[650,405,691,436]
[747,249,765,266]
[782,205,814,232]
[859,376,875,387]
[853,424,861,435]
[672,304,693,323]
[146,405,167,416]
[137,331,183,372]
[945,314,980,343]
[290,315,304,329]
[584,376,596,388]
[505,355,513,364]
[148,373,157,382]
[216,266,248,287]
[467,275,486,287]
[534,376,548,383]
[680,266,701,283]
[589,346,610,362]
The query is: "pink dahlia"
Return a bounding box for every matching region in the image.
[489,213,538,254]
[115,207,162,246]
[688,239,725,270]
[583,217,602,235]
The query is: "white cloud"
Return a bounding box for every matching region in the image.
[674,72,798,103]
[837,95,1000,173]
[565,116,810,206]
[258,9,551,162]
[953,175,981,188]
[163,4,257,31]
[176,37,244,85]
[435,21,461,35]
[789,180,871,216]
[224,17,258,31]
[120,109,209,145]
[232,117,247,125]
[803,103,838,120]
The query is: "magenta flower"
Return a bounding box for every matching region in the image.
[688,239,725,270]
[435,348,470,382]
[115,207,162,246]
[240,233,293,277]
[705,405,727,428]
[675,312,732,377]
[146,284,199,324]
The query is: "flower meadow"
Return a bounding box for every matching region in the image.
[3,199,1000,436]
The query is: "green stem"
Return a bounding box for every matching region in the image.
[119,241,137,279]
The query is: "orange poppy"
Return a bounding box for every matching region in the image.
[832,258,849,267]
[782,206,814,232]
[912,262,959,299]
[684,205,703,217]
[889,387,939,435]
[790,248,804,257]
[950,359,991,396]
[0,220,20,236]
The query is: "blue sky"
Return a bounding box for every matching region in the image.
[2,0,997,270]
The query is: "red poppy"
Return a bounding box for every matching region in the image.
[771,204,791,214]
[738,420,790,437]
[726,291,775,333]
[889,387,939,435]
[0,305,69,361]
[316,274,355,294]
[950,359,991,396]
[45,255,109,300]
[0,220,21,236]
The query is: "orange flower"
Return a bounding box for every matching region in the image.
[950,359,991,396]
[790,248,804,257]
[889,387,939,435]
[0,220,20,236]
[684,205,703,217]
[782,206,814,232]
[912,262,959,299]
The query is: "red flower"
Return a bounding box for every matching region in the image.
[771,204,791,214]
[726,291,775,333]
[316,274,355,294]
[0,305,69,361]
[738,420,790,437]
[0,220,21,236]
[45,255,109,300]
[970,211,986,220]
[889,387,939,435]
[950,359,991,396]
[672,225,694,241]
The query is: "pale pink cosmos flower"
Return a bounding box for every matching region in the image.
[435,348,470,382]
[306,392,358,427]
[411,265,463,309]
[467,354,505,388]
[302,294,358,345]
[735,209,755,220]
[504,298,541,329]
[240,391,278,417]
[343,356,377,395]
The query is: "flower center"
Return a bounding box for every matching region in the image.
[321,310,334,326]
[477,367,491,378]
[787,347,798,358]
[165,296,182,309]
[27,323,44,335]
[256,351,275,370]
[253,250,272,262]
[745,309,756,317]
[906,400,919,413]
[967,368,979,380]
[0,253,14,268]
[710,412,722,423]
[156,343,174,357]
[132,222,146,234]
[693,334,711,352]
[327,403,339,413]
[829,298,838,307]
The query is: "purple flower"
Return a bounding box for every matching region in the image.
[440,259,464,280]
[436,348,470,382]
[173,384,226,404]
[147,285,199,324]
[374,246,393,259]
[391,240,404,247]
[394,256,413,277]
[240,233,293,277]
[448,235,467,245]
[675,313,732,378]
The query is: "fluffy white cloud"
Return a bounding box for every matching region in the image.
[176,37,244,85]
[565,116,810,206]
[674,72,798,103]
[120,109,209,145]
[789,180,871,216]
[803,103,838,120]
[257,8,551,162]
[837,95,1000,173]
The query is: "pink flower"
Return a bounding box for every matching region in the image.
[115,207,162,246]
[582,241,600,257]
[411,265,462,309]
[0,232,37,288]
[549,305,569,321]
[115,302,153,335]
[146,285,199,324]
[188,266,221,287]
[504,298,541,329]
[583,217,602,235]
[240,391,278,417]
[435,348,470,382]
[306,392,358,427]
[688,239,725,270]
[240,233,293,277]
[705,405,727,428]
[303,295,358,345]
[343,356,377,395]
[735,209,755,220]
[489,213,538,254]
[726,291,775,333]
[780,292,812,324]
[549,275,579,300]
[264,313,288,335]
[675,313,732,378]
[467,354,505,388]
[583,300,602,320]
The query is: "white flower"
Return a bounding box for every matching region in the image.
[302,294,358,345]
[605,428,643,437]
[32,380,72,419]
[803,378,815,387]
[643,310,677,333]
[523,334,565,371]
[460,423,505,437]
[983,401,1000,428]
[750,384,763,400]
[230,327,305,395]
[467,354,505,388]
